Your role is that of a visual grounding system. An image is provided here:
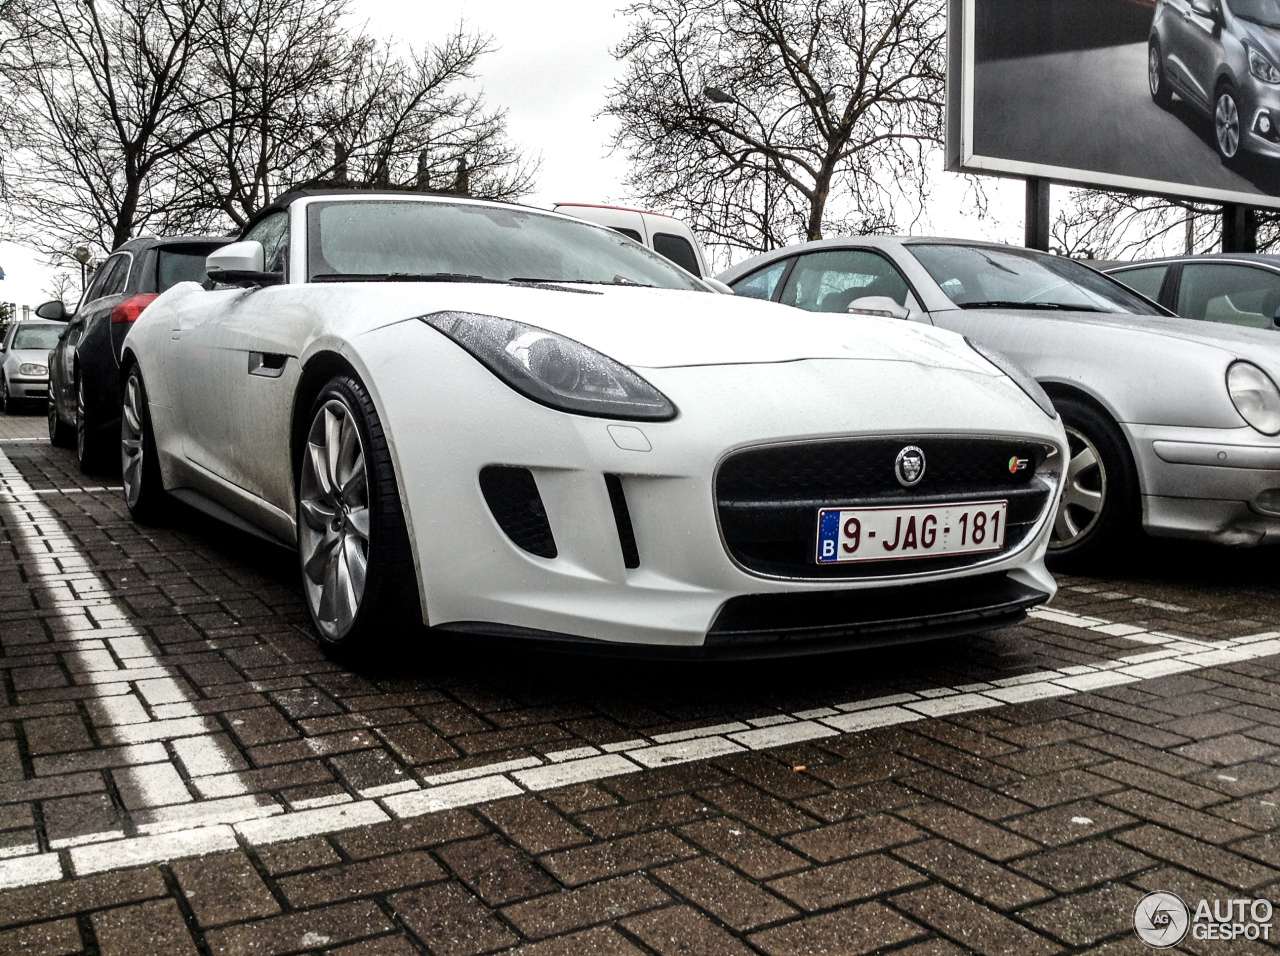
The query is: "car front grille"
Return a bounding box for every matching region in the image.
[716,437,1057,578]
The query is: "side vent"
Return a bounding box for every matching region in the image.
[604,474,640,569]
[479,466,557,558]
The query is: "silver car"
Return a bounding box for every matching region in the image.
[1,319,63,415]
[1150,0,1280,160]
[721,238,1280,563]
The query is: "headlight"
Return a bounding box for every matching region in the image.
[965,338,1057,419]
[1250,48,1280,85]
[423,311,676,421]
[1227,361,1280,434]
[18,364,47,376]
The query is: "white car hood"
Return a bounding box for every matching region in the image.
[340,283,999,373]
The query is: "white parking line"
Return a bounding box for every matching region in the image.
[1,446,1278,890]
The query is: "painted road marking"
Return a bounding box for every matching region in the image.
[1,446,1277,889]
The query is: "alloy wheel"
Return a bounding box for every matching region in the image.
[120,374,146,508]
[76,378,87,462]
[1216,92,1240,158]
[1050,425,1107,549]
[47,401,58,438]
[298,399,371,641]
[1148,46,1160,97]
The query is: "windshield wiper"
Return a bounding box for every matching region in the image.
[510,276,655,288]
[312,273,507,283]
[959,300,1111,313]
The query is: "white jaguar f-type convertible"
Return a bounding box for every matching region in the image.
[119,190,1067,657]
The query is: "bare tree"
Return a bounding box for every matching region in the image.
[324,33,538,203]
[42,271,77,304]
[605,0,945,263]
[1052,189,1255,261]
[2,0,224,255]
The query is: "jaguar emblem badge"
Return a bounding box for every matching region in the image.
[895,446,926,488]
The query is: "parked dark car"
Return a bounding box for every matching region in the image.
[1,319,64,414]
[1106,253,1280,328]
[45,235,231,471]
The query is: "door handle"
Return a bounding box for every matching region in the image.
[248,352,287,378]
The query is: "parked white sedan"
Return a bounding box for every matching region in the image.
[121,191,1065,657]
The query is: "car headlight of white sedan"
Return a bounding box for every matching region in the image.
[18,363,48,377]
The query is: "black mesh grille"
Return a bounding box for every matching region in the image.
[717,437,1056,578]
[604,475,640,569]
[480,466,557,558]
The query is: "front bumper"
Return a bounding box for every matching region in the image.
[5,375,49,401]
[356,321,1065,647]
[1126,422,1280,544]
[1241,79,1280,158]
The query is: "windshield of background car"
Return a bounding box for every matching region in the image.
[11,326,61,350]
[157,247,221,291]
[909,244,1164,315]
[306,201,707,290]
[1227,0,1280,27]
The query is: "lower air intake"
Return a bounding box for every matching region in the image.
[480,466,557,558]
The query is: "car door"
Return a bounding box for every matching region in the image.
[1178,0,1225,108]
[52,253,129,423]
[169,211,299,518]
[1161,0,1202,98]
[1175,262,1280,328]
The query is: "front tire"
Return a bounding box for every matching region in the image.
[1,376,15,415]
[1047,395,1138,569]
[297,375,419,656]
[121,366,168,523]
[1148,41,1172,108]
[49,398,74,447]
[1215,85,1242,161]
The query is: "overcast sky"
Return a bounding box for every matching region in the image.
[0,0,1027,309]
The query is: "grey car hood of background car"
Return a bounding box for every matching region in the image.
[1235,17,1280,67]
[934,304,1280,430]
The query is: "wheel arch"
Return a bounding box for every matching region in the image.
[1039,379,1144,498]
[291,349,430,629]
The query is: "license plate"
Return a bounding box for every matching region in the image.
[816,500,1008,564]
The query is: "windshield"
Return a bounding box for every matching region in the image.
[11,326,62,350]
[1227,0,1280,27]
[306,200,707,291]
[909,244,1164,315]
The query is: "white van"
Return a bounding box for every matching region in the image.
[551,203,710,279]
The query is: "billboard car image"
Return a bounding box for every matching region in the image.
[948,0,1280,206]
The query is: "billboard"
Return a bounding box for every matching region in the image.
[946,0,1280,208]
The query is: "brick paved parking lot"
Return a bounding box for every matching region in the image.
[1,412,1279,954]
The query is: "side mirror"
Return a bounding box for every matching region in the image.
[702,277,735,295]
[206,241,282,286]
[846,295,911,320]
[34,300,69,321]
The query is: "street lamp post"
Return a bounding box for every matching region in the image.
[73,247,90,292]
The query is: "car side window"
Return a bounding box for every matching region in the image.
[99,254,131,297]
[244,211,289,274]
[1176,264,1280,329]
[83,254,124,304]
[1110,265,1168,303]
[779,249,912,313]
[652,233,701,276]
[612,227,642,243]
[731,259,790,301]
